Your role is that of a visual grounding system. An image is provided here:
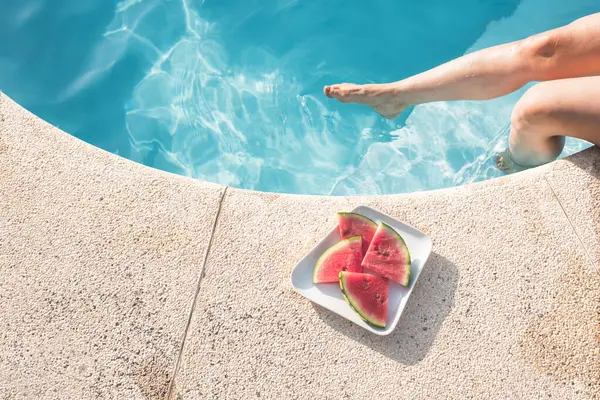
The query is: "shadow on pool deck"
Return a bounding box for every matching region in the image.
[313,252,458,366]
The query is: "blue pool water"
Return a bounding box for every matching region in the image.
[0,0,596,195]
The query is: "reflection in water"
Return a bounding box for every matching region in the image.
[0,0,596,194]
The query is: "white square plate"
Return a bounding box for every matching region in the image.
[290,206,433,335]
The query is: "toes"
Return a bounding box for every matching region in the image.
[495,149,527,174]
[324,83,355,99]
[324,84,343,98]
[496,154,507,171]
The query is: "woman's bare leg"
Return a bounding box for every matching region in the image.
[324,13,600,119]
[497,76,600,171]
[324,14,600,167]
[323,37,535,120]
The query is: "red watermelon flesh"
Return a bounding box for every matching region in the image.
[362,223,411,286]
[338,212,378,255]
[339,271,388,328]
[313,236,363,284]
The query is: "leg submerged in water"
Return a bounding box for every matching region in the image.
[498,77,600,172]
[325,13,600,169]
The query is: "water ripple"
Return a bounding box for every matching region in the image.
[59,0,597,194]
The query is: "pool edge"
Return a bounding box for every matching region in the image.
[1,92,599,399]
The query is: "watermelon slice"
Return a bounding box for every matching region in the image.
[313,236,363,284]
[362,223,411,286]
[337,212,378,254]
[339,271,388,328]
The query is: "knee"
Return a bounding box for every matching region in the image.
[511,83,556,134]
[510,83,565,163]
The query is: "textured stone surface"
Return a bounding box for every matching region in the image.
[172,171,600,400]
[0,94,224,399]
[1,93,599,400]
[545,148,600,272]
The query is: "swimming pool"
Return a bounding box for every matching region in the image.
[0,0,596,195]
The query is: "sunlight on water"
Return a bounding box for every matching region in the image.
[0,0,596,194]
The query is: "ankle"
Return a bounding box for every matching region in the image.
[358,83,393,98]
[381,81,418,107]
[507,143,558,168]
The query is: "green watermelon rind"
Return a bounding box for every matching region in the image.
[312,236,362,284]
[336,212,378,228]
[375,223,412,287]
[339,272,386,328]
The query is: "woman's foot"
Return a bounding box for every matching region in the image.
[495,148,533,174]
[324,83,408,119]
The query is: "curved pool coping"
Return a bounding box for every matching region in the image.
[1,92,598,399]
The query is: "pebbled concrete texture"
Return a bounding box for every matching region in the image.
[545,150,600,272]
[0,94,224,398]
[0,93,598,399]
[172,170,600,400]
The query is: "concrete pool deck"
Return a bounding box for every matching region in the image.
[0,92,598,399]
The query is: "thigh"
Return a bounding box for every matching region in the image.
[514,76,600,146]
